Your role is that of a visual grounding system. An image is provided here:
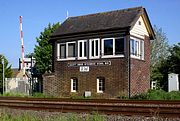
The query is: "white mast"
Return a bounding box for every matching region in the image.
[66,11,69,19]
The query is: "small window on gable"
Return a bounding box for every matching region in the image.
[97,77,105,93]
[138,21,141,25]
[71,78,78,92]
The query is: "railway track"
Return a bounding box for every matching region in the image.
[0,97,179,118]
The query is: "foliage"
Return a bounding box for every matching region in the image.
[168,43,180,75]
[150,25,170,68]
[32,92,54,98]
[150,25,170,88]
[152,43,180,90]
[2,92,28,97]
[34,23,60,75]
[131,89,180,100]
[70,93,92,99]
[25,53,35,58]
[0,55,12,89]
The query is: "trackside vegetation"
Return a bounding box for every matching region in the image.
[131,89,180,100]
[0,90,180,100]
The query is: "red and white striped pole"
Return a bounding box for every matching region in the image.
[20,16,25,76]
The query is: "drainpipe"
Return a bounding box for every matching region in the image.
[126,30,131,98]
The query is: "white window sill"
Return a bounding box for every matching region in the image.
[131,55,144,60]
[101,55,124,58]
[77,57,88,60]
[89,56,100,59]
[71,90,76,93]
[97,91,104,93]
[57,58,76,61]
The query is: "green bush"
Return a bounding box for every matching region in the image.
[32,92,51,98]
[3,92,28,97]
[131,89,180,100]
[166,91,180,100]
[130,93,148,100]
[147,89,167,100]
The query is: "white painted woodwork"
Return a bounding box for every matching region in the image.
[130,16,149,39]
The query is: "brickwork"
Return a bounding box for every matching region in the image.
[130,36,150,96]
[52,58,128,98]
[43,36,151,98]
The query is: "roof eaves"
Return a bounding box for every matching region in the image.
[49,27,130,43]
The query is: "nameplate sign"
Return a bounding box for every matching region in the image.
[68,61,111,67]
[80,66,89,72]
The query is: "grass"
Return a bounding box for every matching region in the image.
[1,90,180,100]
[131,89,180,100]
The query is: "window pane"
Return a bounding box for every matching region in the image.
[92,41,94,57]
[84,42,87,57]
[68,43,75,57]
[115,38,124,55]
[104,39,113,55]
[99,87,102,91]
[95,40,98,56]
[140,40,144,59]
[60,44,66,59]
[135,41,139,56]
[79,42,82,57]
[72,79,78,91]
[130,39,135,55]
[98,78,105,92]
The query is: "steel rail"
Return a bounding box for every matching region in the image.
[0,97,179,118]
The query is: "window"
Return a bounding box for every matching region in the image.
[71,78,78,92]
[78,40,87,59]
[59,44,66,59]
[67,42,75,58]
[115,38,124,55]
[104,39,113,55]
[130,37,144,60]
[57,42,76,60]
[97,77,105,93]
[89,39,100,59]
[102,37,124,57]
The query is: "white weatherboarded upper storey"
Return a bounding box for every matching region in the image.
[130,15,149,39]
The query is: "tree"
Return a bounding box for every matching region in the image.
[25,53,34,58]
[150,26,170,88]
[0,55,12,90]
[168,43,180,75]
[153,43,180,91]
[34,23,60,75]
[150,25,170,69]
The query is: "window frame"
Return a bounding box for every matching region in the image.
[66,42,76,59]
[57,41,76,61]
[97,78,105,93]
[57,43,66,60]
[89,38,100,59]
[71,78,78,92]
[130,37,144,60]
[101,37,125,58]
[78,40,87,60]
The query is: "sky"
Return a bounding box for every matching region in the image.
[0,0,180,68]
